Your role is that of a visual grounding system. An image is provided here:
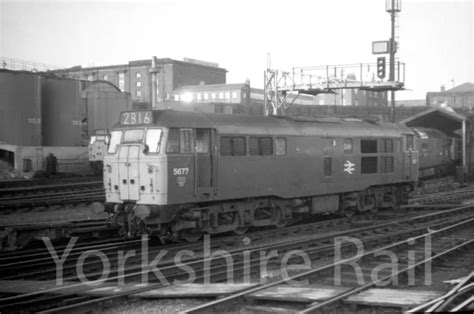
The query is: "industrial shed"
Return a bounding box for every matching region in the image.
[400,107,468,179]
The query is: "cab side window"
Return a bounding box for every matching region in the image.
[166,129,180,153]
[166,128,195,154]
[403,134,414,151]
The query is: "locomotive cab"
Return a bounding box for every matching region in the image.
[103,111,218,237]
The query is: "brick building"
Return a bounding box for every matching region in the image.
[426,82,474,109]
[52,57,227,108]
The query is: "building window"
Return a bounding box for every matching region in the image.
[136,72,141,78]
[344,138,353,153]
[118,72,125,91]
[136,90,142,97]
[87,74,94,81]
[211,93,216,100]
[204,93,209,100]
[197,93,202,100]
[136,81,141,87]
[324,157,332,177]
[225,91,230,99]
[232,91,238,99]
[103,74,109,80]
[275,137,287,155]
[219,92,224,99]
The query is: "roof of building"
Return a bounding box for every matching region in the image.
[400,107,465,136]
[52,58,227,73]
[446,82,474,93]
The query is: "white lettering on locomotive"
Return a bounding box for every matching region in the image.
[173,168,189,176]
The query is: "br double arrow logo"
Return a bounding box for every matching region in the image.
[344,160,355,174]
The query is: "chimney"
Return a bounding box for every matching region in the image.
[440,85,445,92]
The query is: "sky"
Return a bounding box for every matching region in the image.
[0,0,472,100]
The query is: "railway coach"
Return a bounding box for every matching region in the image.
[103,110,419,241]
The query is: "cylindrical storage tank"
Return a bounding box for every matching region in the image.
[41,77,84,146]
[84,82,131,138]
[0,70,42,146]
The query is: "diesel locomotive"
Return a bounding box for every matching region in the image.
[103,110,422,241]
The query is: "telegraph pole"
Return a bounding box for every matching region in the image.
[387,0,401,122]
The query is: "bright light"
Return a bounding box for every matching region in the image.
[182,92,192,103]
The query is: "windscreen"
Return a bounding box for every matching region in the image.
[89,136,97,145]
[123,129,144,143]
[107,130,122,153]
[145,129,162,153]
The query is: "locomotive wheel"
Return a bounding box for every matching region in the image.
[181,230,202,242]
[234,226,248,235]
[341,207,356,218]
[274,206,289,228]
[233,213,248,235]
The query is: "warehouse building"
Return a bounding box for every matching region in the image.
[52,57,227,108]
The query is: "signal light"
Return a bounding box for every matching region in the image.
[377,57,386,79]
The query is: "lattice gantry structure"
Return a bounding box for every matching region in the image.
[264,61,405,116]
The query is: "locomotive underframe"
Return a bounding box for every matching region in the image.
[106,183,412,241]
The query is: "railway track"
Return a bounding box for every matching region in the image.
[0,180,104,211]
[0,176,101,189]
[0,204,473,312]
[184,206,474,313]
[409,184,474,205]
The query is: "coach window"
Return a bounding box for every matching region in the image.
[275,137,287,155]
[196,129,210,153]
[107,130,122,153]
[324,157,332,177]
[344,138,353,153]
[145,129,162,153]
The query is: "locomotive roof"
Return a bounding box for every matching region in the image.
[114,110,413,138]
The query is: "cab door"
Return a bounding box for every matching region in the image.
[402,134,419,180]
[118,145,141,200]
[194,129,214,199]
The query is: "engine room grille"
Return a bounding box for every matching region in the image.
[361,156,378,174]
